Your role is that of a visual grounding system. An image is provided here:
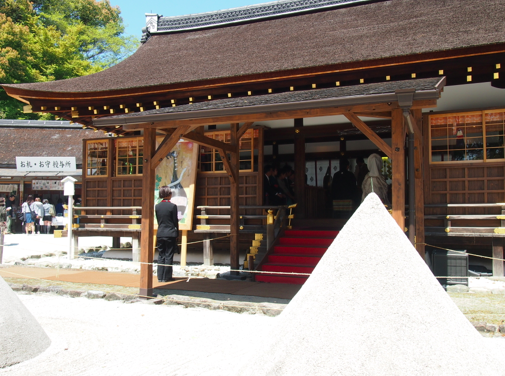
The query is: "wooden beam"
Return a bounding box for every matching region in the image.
[343,112,392,158]
[121,100,437,131]
[413,109,425,259]
[391,109,405,230]
[152,124,193,170]
[353,112,392,119]
[408,111,422,140]
[236,122,254,140]
[139,127,156,298]
[229,123,240,273]
[218,149,237,185]
[182,131,235,154]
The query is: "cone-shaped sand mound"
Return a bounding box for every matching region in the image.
[245,193,505,375]
[0,276,51,368]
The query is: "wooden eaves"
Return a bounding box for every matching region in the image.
[95,77,445,297]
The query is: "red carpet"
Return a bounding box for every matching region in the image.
[256,229,338,284]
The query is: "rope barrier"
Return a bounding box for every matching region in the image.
[2,236,503,280]
[419,242,505,263]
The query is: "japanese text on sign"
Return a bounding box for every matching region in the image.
[16,157,76,172]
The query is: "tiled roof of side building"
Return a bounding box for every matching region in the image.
[4,0,505,94]
[0,128,105,166]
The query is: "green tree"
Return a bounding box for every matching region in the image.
[0,0,138,119]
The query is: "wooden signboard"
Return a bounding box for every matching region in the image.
[154,138,199,231]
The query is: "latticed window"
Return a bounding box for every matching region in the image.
[115,138,144,176]
[430,109,505,163]
[86,140,109,177]
[198,129,258,172]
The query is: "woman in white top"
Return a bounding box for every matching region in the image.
[21,195,35,235]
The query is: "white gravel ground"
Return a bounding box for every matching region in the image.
[0,293,271,376]
[244,194,505,376]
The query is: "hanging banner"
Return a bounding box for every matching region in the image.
[16,157,76,172]
[154,138,198,231]
[31,180,64,191]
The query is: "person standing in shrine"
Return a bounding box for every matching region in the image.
[155,186,179,283]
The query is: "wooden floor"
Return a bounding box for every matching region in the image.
[0,266,301,300]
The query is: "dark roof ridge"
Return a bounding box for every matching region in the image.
[142,0,377,42]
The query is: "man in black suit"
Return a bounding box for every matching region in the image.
[155,186,179,282]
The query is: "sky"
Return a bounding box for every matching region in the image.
[110,0,269,40]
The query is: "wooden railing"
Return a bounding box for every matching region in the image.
[67,206,142,262]
[195,204,297,265]
[425,203,505,237]
[72,206,142,231]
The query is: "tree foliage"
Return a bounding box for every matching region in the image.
[0,0,138,119]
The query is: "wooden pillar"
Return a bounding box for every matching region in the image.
[493,238,504,277]
[272,142,279,165]
[230,123,240,273]
[413,109,425,258]
[132,234,139,262]
[180,230,188,267]
[203,233,214,265]
[391,109,405,230]
[112,237,120,250]
[339,137,346,156]
[139,128,156,297]
[294,118,306,218]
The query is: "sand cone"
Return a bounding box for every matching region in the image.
[246,193,505,375]
[0,276,51,368]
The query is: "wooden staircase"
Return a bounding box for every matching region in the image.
[256,229,339,284]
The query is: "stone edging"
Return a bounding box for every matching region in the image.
[8,283,505,334]
[8,283,285,317]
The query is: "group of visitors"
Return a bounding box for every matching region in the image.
[2,194,65,235]
[330,153,390,218]
[264,164,296,206]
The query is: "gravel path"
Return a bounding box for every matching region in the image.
[0,293,271,375]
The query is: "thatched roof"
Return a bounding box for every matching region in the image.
[3,0,504,94]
